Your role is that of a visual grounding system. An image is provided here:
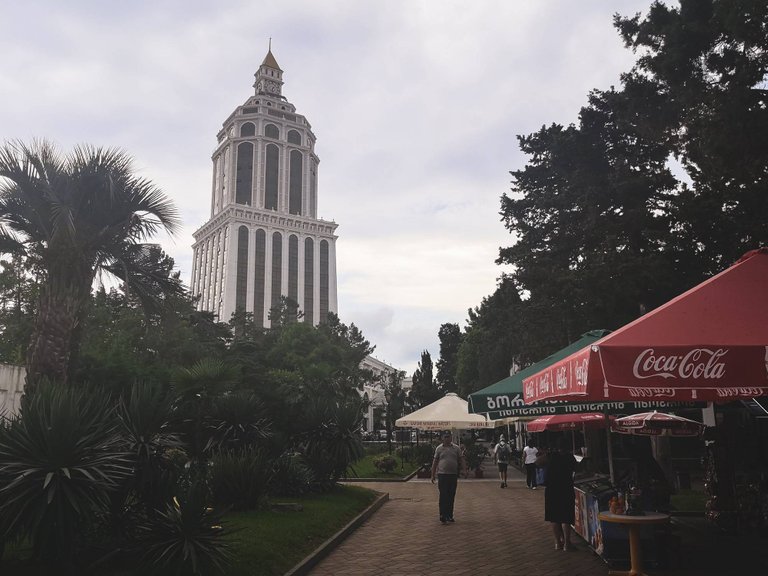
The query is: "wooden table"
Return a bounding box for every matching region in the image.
[598,511,670,576]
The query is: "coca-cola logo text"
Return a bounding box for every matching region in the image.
[632,348,727,380]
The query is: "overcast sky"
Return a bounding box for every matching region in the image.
[1,0,655,375]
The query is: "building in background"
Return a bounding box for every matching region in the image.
[359,355,412,433]
[191,48,338,326]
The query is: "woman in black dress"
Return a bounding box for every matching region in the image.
[542,439,577,550]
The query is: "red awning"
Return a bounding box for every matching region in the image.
[523,249,768,403]
[526,412,612,432]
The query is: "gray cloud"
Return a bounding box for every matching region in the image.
[0,0,652,374]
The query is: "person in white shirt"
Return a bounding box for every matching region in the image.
[493,435,512,488]
[523,438,539,489]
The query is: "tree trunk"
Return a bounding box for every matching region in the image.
[25,269,91,390]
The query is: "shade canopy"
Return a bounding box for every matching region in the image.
[527,412,612,433]
[395,393,496,431]
[613,411,704,437]
[468,331,702,418]
[523,249,768,403]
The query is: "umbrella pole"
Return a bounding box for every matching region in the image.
[605,414,615,484]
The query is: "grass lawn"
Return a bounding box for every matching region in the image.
[671,488,706,512]
[226,485,378,576]
[2,485,378,576]
[346,453,422,479]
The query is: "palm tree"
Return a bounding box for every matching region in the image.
[0,140,181,387]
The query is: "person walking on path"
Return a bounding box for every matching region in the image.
[430,431,465,524]
[523,438,539,489]
[493,435,511,488]
[537,438,578,551]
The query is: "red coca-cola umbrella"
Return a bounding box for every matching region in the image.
[612,411,704,437]
[523,249,768,404]
[527,412,612,432]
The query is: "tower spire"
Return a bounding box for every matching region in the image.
[255,41,283,96]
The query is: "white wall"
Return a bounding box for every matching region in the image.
[0,363,25,417]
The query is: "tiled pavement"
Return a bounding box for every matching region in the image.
[309,464,768,576]
[310,466,606,576]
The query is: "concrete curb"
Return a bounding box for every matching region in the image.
[344,467,422,483]
[284,491,389,576]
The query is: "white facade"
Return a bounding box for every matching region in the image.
[0,363,25,417]
[191,49,338,326]
[359,356,411,432]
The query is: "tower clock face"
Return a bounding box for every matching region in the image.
[266,81,279,93]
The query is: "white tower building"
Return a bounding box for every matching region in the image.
[190,49,338,326]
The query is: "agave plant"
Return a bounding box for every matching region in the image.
[301,397,365,487]
[209,446,272,511]
[118,382,183,508]
[172,358,239,463]
[207,391,271,452]
[136,480,232,576]
[0,383,132,563]
[269,452,313,498]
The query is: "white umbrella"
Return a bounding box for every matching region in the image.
[613,411,704,437]
[396,393,497,431]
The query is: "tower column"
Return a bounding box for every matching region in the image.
[246,225,256,312]
[329,238,338,315]
[264,227,274,327]
[313,237,321,325]
[298,234,305,319]
[222,222,239,323]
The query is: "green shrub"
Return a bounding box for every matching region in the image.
[269,452,313,498]
[0,383,131,564]
[414,443,435,464]
[209,447,272,511]
[395,445,413,462]
[373,456,398,473]
[363,442,389,456]
[136,480,232,575]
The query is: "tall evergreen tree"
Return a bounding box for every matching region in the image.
[616,0,768,272]
[455,276,525,397]
[410,350,439,408]
[435,323,462,395]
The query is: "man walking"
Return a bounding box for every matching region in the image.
[431,431,465,524]
[494,434,511,488]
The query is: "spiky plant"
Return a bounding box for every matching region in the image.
[136,480,232,576]
[0,383,131,564]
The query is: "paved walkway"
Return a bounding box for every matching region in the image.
[310,465,768,576]
[311,466,605,576]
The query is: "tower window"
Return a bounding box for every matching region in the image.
[240,122,256,137]
[287,130,301,145]
[288,235,298,304]
[289,150,303,215]
[304,238,314,323]
[320,240,329,324]
[235,226,249,311]
[265,124,279,139]
[235,142,254,205]
[265,144,279,210]
[271,232,282,312]
[254,229,266,327]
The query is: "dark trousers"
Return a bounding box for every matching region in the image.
[437,474,458,519]
[525,463,537,487]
